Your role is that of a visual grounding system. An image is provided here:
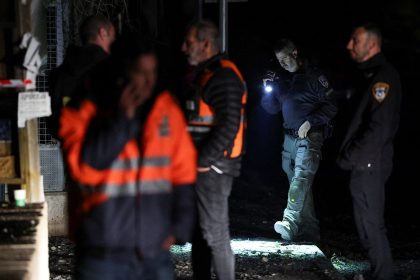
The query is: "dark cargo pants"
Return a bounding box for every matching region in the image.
[281,131,323,239]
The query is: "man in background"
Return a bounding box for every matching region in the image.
[48,15,115,138]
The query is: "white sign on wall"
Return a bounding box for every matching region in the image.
[18,92,51,128]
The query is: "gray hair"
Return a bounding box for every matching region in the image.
[189,20,220,52]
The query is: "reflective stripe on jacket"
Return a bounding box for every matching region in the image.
[59,90,197,258]
[186,58,247,159]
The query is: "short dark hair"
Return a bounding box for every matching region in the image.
[359,22,382,47]
[188,19,220,52]
[79,15,113,45]
[273,38,296,55]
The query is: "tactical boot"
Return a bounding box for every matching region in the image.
[274,220,297,241]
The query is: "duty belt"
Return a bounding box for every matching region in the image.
[283,128,299,137]
[284,125,324,138]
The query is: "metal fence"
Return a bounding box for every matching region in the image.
[37,0,128,191]
[37,2,65,192]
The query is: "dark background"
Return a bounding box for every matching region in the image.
[154,0,420,244]
[54,0,419,243]
[158,0,420,230]
[49,0,420,246]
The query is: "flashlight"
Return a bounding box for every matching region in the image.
[264,85,273,93]
[262,70,277,94]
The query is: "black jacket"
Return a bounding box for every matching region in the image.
[261,63,337,131]
[337,53,402,170]
[47,44,108,138]
[190,54,245,176]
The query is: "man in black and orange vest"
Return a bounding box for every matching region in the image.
[59,36,197,279]
[182,20,247,280]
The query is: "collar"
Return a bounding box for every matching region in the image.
[357,52,386,71]
[195,53,227,76]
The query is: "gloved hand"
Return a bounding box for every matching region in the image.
[298,120,311,138]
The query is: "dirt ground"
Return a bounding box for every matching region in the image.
[48,172,420,280]
[228,172,420,280]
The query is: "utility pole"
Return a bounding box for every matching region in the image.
[219,0,228,53]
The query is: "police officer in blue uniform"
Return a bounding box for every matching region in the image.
[261,38,337,242]
[337,23,401,280]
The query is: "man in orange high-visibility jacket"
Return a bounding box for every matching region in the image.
[182,20,247,280]
[59,37,197,280]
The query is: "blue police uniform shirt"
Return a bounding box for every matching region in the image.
[280,66,336,131]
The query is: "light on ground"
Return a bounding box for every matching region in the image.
[171,238,325,259]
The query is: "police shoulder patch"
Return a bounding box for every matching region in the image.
[371,82,390,103]
[318,75,329,88]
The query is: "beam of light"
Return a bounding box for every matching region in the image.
[264,85,273,93]
[170,238,388,278]
[171,238,325,259]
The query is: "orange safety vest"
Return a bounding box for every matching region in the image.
[187,59,247,158]
[60,90,197,225]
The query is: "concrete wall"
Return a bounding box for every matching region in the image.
[45,192,68,236]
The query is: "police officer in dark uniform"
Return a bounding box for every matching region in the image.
[261,38,337,242]
[337,23,401,280]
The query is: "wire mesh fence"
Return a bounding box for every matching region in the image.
[37,1,130,191]
[37,2,59,145]
[37,2,64,191]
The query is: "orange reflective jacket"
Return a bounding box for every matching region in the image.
[59,90,197,257]
[187,59,247,158]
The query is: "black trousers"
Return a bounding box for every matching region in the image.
[191,170,234,280]
[349,164,394,280]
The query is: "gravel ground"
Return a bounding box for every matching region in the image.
[49,237,345,280]
[49,234,420,280]
[48,173,420,280]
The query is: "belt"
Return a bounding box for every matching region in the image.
[284,125,324,137]
[284,128,299,137]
